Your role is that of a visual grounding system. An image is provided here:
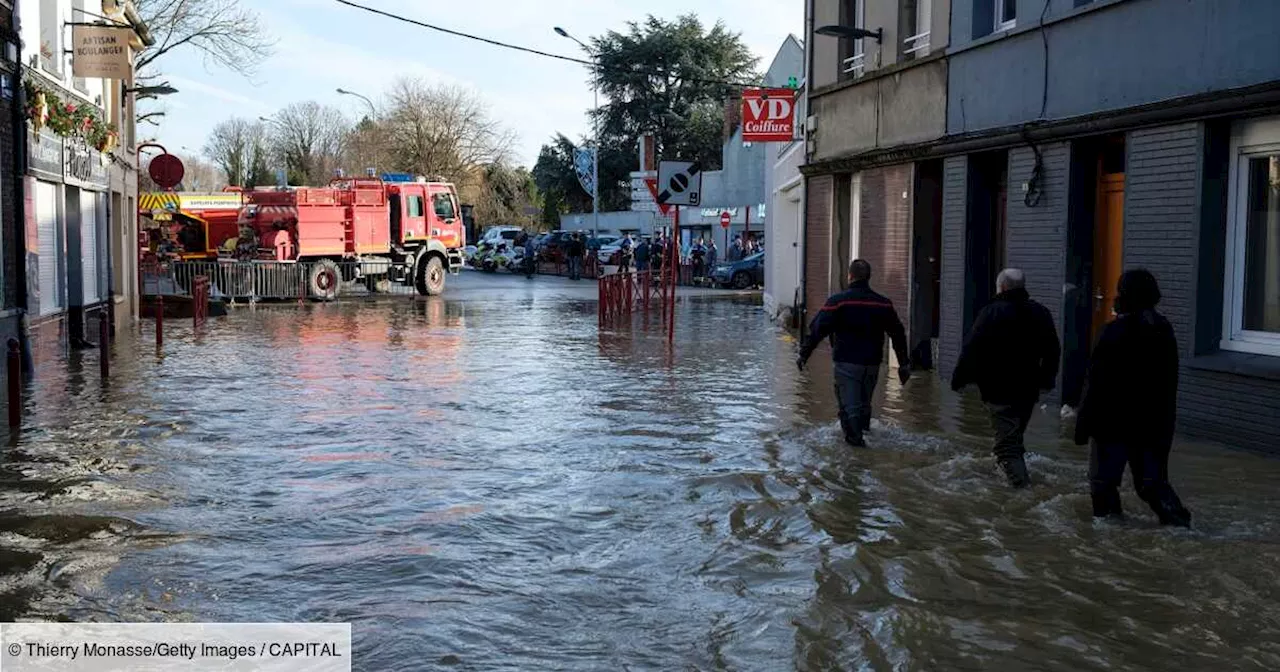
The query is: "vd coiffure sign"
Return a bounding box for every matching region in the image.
[71,25,133,80]
[741,88,798,143]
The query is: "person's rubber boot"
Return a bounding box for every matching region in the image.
[998,456,1031,489]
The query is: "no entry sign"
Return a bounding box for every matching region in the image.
[742,88,798,143]
[720,211,731,228]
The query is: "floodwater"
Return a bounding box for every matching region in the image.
[2,272,1279,671]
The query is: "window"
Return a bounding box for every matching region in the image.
[840,0,866,79]
[902,0,932,59]
[40,0,61,75]
[1224,116,1280,356]
[996,0,1017,32]
[433,193,456,220]
[407,195,424,218]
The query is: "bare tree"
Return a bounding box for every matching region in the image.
[134,0,275,78]
[203,117,269,187]
[381,78,516,190]
[267,102,350,186]
[174,154,228,191]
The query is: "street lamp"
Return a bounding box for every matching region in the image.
[336,88,377,119]
[555,26,599,240]
[814,24,884,42]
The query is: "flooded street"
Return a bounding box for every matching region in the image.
[2,271,1279,671]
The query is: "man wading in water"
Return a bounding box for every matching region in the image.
[797,259,911,447]
[1074,269,1191,527]
[951,268,1061,488]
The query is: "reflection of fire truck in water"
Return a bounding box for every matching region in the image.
[141,173,467,298]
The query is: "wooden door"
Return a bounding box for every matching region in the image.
[1092,172,1126,343]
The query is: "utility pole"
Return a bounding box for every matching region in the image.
[555,27,600,240]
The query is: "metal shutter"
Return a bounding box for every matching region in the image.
[81,191,100,303]
[97,193,110,298]
[36,181,62,316]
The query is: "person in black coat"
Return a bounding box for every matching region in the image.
[951,268,1061,488]
[797,259,911,447]
[1074,269,1191,527]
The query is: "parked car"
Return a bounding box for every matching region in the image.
[586,235,619,252]
[479,226,524,248]
[538,231,573,262]
[711,252,765,289]
[597,242,623,266]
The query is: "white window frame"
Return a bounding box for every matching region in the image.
[904,0,932,56]
[1222,115,1280,357]
[995,0,1017,32]
[841,0,866,77]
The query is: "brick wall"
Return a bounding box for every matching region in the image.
[938,156,968,377]
[804,175,834,337]
[1006,143,1070,400]
[1006,144,1069,329]
[1126,122,1280,452]
[859,164,913,333]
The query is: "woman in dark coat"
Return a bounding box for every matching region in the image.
[1074,269,1191,526]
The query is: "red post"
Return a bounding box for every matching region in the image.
[299,269,306,305]
[156,295,164,348]
[7,338,21,429]
[99,313,109,380]
[669,207,679,344]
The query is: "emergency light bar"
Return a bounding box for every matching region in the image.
[381,173,415,182]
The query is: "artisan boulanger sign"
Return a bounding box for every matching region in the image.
[71,25,133,79]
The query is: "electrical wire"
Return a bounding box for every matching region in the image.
[331,0,760,90]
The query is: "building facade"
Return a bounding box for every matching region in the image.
[761,35,806,327]
[939,0,1280,451]
[802,0,1280,451]
[802,0,950,369]
[14,0,146,368]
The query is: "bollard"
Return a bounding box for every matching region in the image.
[7,338,20,429]
[299,271,306,306]
[99,314,109,379]
[156,295,164,348]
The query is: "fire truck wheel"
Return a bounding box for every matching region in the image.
[309,259,341,301]
[415,255,446,296]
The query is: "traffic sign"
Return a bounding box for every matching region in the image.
[656,161,701,207]
[720,211,731,228]
[148,154,185,190]
[643,178,672,216]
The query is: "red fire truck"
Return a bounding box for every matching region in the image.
[241,174,466,298]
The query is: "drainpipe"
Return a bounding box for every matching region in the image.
[798,0,814,340]
[10,1,32,375]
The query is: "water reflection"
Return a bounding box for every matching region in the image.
[0,274,1277,670]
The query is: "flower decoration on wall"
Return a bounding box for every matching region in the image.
[23,78,120,154]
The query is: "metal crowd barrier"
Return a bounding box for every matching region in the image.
[143,259,421,302]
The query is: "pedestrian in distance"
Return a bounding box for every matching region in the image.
[706,238,718,272]
[635,237,650,272]
[728,235,743,262]
[797,259,911,447]
[523,232,537,279]
[951,268,1061,489]
[1074,269,1191,527]
[566,232,584,280]
[618,233,634,274]
[691,237,707,280]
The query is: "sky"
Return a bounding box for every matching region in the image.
[145,0,803,169]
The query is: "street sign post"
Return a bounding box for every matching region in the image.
[656,161,702,207]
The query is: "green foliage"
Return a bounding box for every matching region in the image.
[544,14,758,215]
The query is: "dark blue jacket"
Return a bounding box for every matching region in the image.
[800,281,910,367]
[951,288,1061,405]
